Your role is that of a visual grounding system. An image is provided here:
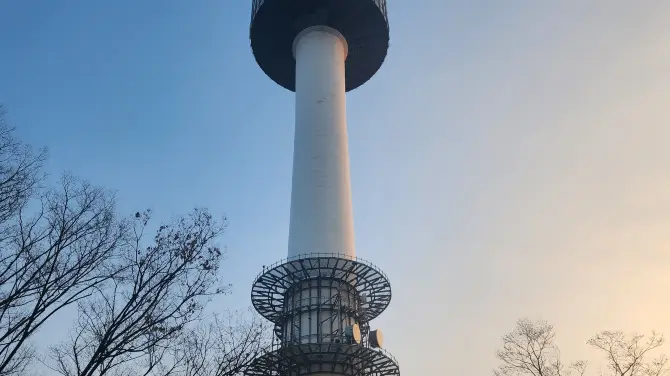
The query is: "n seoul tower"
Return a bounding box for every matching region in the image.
[245,0,399,375]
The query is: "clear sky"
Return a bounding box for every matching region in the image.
[1,1,669,375]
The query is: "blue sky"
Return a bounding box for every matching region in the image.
[1,2,670,375]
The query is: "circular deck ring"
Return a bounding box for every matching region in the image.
[245,343,400,376]
[251,254,392,324]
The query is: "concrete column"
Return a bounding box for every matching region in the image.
[288,26,355,260]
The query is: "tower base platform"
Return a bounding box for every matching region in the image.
[245,343,400,376]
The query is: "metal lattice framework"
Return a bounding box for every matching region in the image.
[273,275,366,344]
[251,254,392,326]
[245,343,400,376]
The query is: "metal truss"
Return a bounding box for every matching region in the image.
[245,343,400,376]
[251,253,392,326]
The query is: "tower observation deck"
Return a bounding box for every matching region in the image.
[246,1,398,375]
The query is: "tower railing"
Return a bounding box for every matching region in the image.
[245,342,400,376]
[253,252,390,283]
[251,0,389,24]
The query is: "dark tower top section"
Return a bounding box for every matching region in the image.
[250,0,389,92]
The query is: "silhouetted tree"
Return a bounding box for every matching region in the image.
[494,318,586,376]
[48,209,228,376]
[495,319,668,376]
[588,331,667,376]
[0,106,265,376]
[0,105,46,225]
[151,309,271,376]
[0,107,124,376]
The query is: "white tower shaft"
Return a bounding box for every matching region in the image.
[288,26,355,260]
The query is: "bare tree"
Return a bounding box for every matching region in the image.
[494,318,587,376]
[167,309,271,376]
[84,309,271,376]
[0,105,46,226]
[0,108,124,376]
[48,209,228,376]
[0,106,264,376]
[588,331,668,376]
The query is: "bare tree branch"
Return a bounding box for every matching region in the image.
[0,106,266,376]
[494,318,586,376]
[572,360,589,376]
[588,331,667,376]
[144,308,271,376]
[0,107,124,376]
[0,105,46,228]
[496,320,668,376]
[49,209,228,376]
